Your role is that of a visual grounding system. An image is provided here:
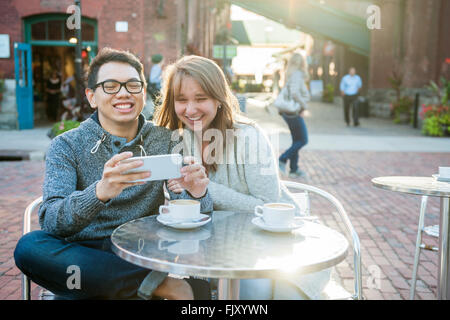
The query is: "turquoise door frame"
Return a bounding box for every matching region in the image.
[14,42,34,130]
[15,14,98,129]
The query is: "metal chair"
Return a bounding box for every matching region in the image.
[282,180,363,300]
[410,195,439,299]
[21,196,58,300]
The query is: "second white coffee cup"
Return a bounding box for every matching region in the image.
[159,199,200,221]
[254,203,295,226]
[439,166,450,178]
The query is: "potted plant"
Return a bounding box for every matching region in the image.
[0,70,5,108]
[322,83,334,103]
[421,77,450,136]
[47,120,81,139]
[388,71,413,124]
[439,113,450,136]
[391,96,414,124]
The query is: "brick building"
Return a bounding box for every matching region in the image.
[0,0,229,129]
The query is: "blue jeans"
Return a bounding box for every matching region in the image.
[14,231,151,299]
[279,114,308,172]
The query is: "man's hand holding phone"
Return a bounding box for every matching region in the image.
[96,152,150,203]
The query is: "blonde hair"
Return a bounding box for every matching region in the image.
[154,55,248,172]
[285,53,309,81]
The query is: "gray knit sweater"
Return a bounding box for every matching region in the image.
[181,122,303,213]
[39,113,213,242]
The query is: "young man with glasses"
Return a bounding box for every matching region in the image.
[14,48,212,300]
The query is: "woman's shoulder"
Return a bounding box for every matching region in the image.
[233,120,260,134]
[232,121,269,142]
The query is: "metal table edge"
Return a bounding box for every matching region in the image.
[110,220,350,279]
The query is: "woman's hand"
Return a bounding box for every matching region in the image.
[167,156,208,198]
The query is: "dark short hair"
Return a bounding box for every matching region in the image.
[151,54,163,64]
[86,47,147,89]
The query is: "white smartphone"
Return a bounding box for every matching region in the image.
[121,154,183,182]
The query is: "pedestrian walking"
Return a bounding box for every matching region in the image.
[277,53,310,178]
[340,67,362,127]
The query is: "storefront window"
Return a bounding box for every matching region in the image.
[48,20,63,40]
[29,18,96,43]
[64,26,75,41]
[82,23,95,42]
[31,22,46,40]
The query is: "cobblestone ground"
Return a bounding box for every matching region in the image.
[0,150,448,300]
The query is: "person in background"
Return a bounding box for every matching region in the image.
[277,53,310,179]
[340,67,362,127]
[148,54,164,103]
[46,70,62,121]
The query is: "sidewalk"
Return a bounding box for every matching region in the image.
[0,97,156,160]
[248,93,450,152]
[0,94,449,299]
[0,95,448,159]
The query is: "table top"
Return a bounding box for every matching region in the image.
[111,211,349,279]
[372,176,450,197]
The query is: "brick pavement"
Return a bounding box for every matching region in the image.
[0,150,448,300]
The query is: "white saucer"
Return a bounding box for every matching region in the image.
[157,214,211,229]
[432,174,450,182]
[251,217,304,233]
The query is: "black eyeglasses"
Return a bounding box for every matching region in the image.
[93,79,144,94]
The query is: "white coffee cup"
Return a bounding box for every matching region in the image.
[439,167,450,178]
[159,199,200,221]
[254,203,295,226]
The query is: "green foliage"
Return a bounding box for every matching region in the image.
[439,113,450,135]
[427,77,450,106]
[388,71,414,123]
[231,81,245,93]
[0,70,5,95]
[322,84,334,103]
[422,116,444,137]
[244,83,264,92]
[391,96,413,123]
[420,105,449,137]
[48,120,80,139]
[421,77,450,136]
[388,71,403,101]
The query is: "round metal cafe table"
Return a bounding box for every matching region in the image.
[372,176,450,300]
[111,211,349,300]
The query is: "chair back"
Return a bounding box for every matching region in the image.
[282,180,363,300]
[22,196,43,300]
[23,196,43,235]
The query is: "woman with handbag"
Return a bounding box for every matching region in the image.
[276,53,310,178]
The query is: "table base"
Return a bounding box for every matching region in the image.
[218,279,240,300]
[439,197,450,300]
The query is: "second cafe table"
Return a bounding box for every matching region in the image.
[111,210,349,299]
[372,176,450,299]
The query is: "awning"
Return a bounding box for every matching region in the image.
[230,0,370,56]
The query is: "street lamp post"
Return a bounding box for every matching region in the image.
[74,0,83,107]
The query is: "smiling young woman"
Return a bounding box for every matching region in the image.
[153,55,328,300]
